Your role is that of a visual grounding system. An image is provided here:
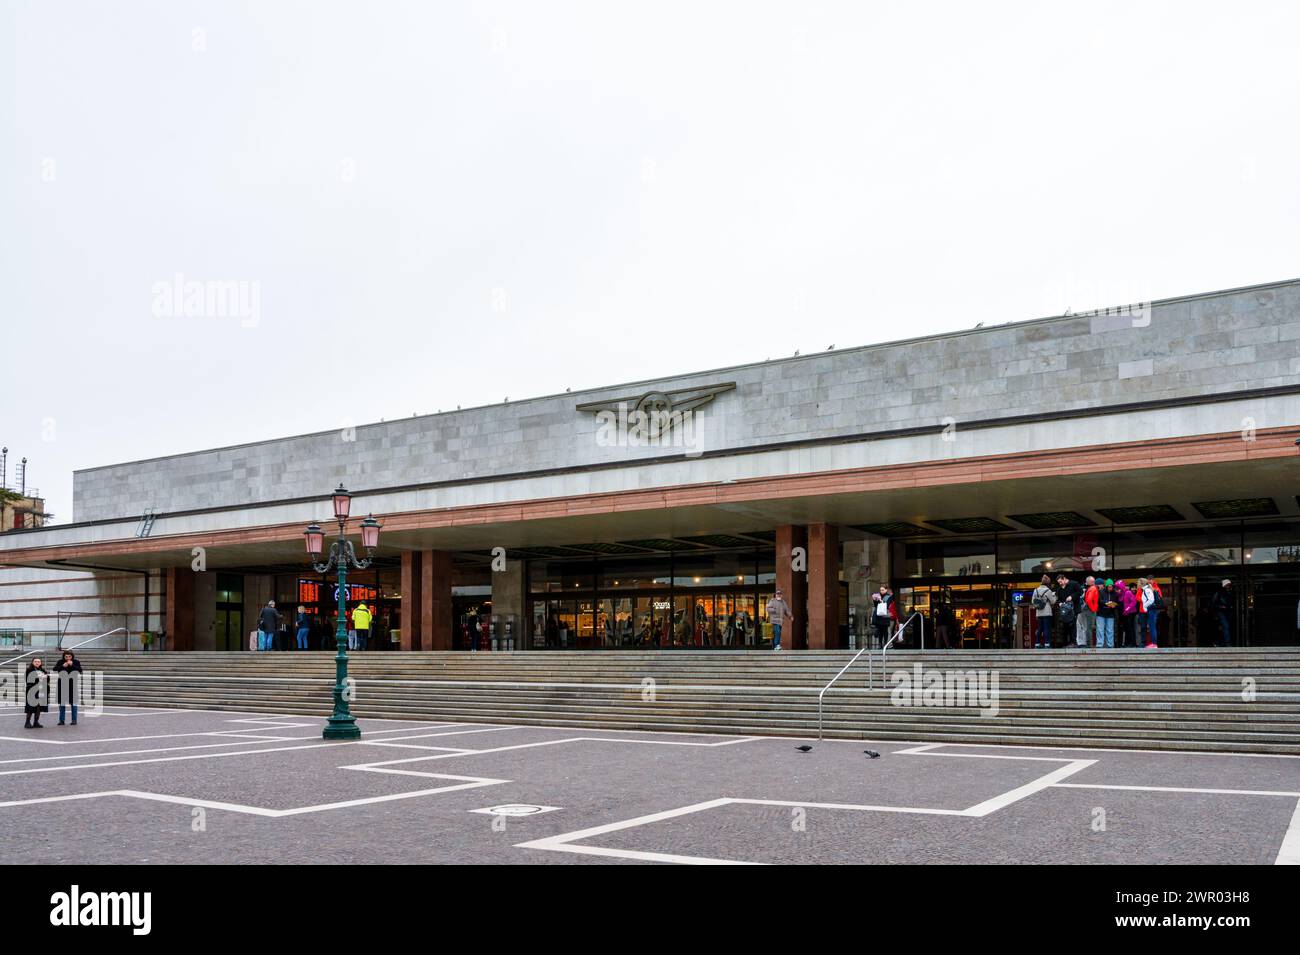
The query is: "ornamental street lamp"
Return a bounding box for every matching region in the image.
[305,484,382,740]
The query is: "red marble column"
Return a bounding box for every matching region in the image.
[400,551,421,650]
[806,523,840,649]
[164,567,194,651]
[421,550,453,650]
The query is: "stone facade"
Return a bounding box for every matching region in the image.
[71,279,1300,523]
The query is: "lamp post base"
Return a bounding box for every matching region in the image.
[323,718,361,741]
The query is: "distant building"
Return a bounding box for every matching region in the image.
[1,489,48,531]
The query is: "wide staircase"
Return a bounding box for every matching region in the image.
[8,648,1300,754]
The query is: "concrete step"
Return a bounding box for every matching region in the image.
[14,647,1299,754]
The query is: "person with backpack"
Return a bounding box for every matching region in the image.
[1056,574,1083,648]
[53,650,83,725]
[1031,575,1057,648]
[1138,577,1163,648]
[1095,579,1118,649]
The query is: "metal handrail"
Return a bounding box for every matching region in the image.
[818,643,873,740]
[817,610,927,738]
[881,612,925,688]
[4,628,129,667]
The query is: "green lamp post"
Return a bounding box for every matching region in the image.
[305,484,382,741]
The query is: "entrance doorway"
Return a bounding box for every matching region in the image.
[214,573,243,651]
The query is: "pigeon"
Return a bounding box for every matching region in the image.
[864,749,881,759]
[795,745,813,752]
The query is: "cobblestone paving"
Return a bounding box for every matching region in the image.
[1,706,1297,865]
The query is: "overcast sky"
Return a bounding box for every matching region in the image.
[4,0,1298,522]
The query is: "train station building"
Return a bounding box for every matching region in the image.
[3,278,1300,652]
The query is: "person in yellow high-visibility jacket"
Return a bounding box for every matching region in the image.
[352,603,373,651]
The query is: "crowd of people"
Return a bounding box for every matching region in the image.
[250,599,381,651]
[1030,573,1171,648]
[876,576,1242,649]
[1029,574,1238,648]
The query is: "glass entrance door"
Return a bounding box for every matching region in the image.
[214,608,243,652]
[214,574,244,651]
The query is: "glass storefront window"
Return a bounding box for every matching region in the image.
[597,597,633,647]
[670,596,693,647]
[1114,525,1240,570]
[896,540,995,578]
[630,595,672,648]
[995,534,1079,576]
[519,547,819,650]
[672,550,756,588]
[529,560,596,594]
[1244,522,1300,565]
[216,573,243,605]
[598,557,671,591]
[553,601,577,648]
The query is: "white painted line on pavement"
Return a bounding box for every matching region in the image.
[0,722,466,761]
[962,760,1096,816]
[1276,799,1300,865]
[0,775,509,817]
[1054,783,1300,797]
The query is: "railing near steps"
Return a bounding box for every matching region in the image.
[818,612,924,740]
[880,612,924,688]
[4,628,130,667]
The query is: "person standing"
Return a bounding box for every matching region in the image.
[1138,578,1163,648]
[766,589,793,652]
[257,600,279,653]
[1078,576,1098,647]
[1096,579,1118,649]
[1056,574,1083,648]
[1031,575,1057,649]
[257,600,280,654]
[1115,580,1138,648]
[1211,580,1234,647]
[870,585,895,647]
[53,650,83,726]
[24,658,48,729]
[353,602,373,651]
[295,606,310,651]
[934,601,953,649]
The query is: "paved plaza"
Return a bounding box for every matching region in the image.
[1,704,1298,865]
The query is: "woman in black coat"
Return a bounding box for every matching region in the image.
[24,658,49,729]
[54,650,83,725]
